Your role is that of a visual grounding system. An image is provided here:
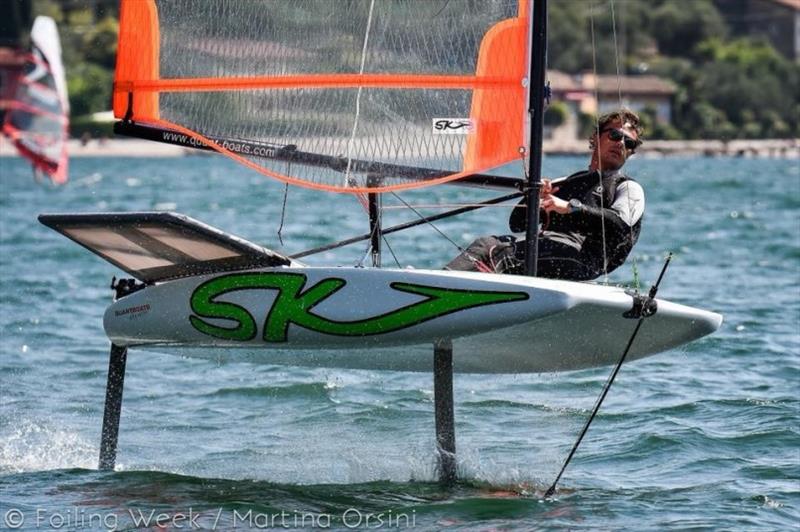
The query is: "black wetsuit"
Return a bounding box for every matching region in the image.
[446,169,643,280]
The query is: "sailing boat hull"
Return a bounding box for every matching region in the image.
[104,267,722,373]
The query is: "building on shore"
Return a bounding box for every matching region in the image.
[546,70,677,142]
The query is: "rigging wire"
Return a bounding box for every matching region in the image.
[390,192,465,253]
[343,0,376,212]
[381,203,515,210]
[544,2,652,498]
[610,0,623,105]
[610,0,642,292]
[545,253,672,498]
[276,164,291,246]
[589,1,609,284]
[382,234,402,269]
[356,241,371,267]
[291,192,522,259]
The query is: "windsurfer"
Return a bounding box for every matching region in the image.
[446,109,644,280]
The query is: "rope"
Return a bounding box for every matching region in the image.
[291,192,522,260]
[610,0,641,292]
[382,235,402,268]
[589,2,609,283]
[381,203,517,210]
[390,192,465,253]
[357,219,401,269]
[589,0,642,289]
[276,160,292,246]
[610,1,624,106]
[343,0,376,211]
[545,253,672,498]
[356,240,371,267]
[277,183,289,246]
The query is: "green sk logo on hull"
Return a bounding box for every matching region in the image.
[189,272,528,342]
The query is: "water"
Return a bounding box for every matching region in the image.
[1,153,798,530]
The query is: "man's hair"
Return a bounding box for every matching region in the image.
[589,108,644,150]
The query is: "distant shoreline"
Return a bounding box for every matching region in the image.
[545,138,798,158]
[1,137,797,159]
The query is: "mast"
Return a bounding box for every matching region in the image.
[524,0,547,276]
[367,175,381,267]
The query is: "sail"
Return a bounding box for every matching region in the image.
[1,16,70,184]
[113,0,531,193]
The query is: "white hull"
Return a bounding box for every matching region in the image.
[105,267,722,373]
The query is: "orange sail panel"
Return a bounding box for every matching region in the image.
[113,0,159,121]
[465,12,529,174]
[113,0,531,193]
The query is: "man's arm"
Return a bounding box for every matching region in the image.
[508,176,572,232]
[569,180,645,230]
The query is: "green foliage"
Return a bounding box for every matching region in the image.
[67,62,112,117]
[549,1,658,75]
[33,0,62,23]
[29,0,118,134]
[547,0,798,140]
[667,38,800,139]
[82,16,117,69]
[548,2,593,74]
[577,112,597,141]
[544,102,569,127]
[637,105,681,140]
[650,0,727,57]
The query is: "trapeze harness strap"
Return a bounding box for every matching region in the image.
[509,170,643,273]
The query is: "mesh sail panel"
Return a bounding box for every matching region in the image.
[114,0,530,193]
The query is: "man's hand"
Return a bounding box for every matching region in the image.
[541,194,570,214]
[539,179,559,198]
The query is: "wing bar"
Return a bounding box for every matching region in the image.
[38,211,291,283]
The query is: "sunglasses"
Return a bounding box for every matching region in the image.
[602,128,641,151]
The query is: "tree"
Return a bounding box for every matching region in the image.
[692,38,800,138]
[67,62,112,117]
[650,0,727,57]
[544,101,569,127]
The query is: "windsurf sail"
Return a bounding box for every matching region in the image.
[113,0,532,193]
[0,0,31,150]
[1,16,70,184]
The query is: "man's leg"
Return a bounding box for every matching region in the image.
[514,238,597,280]
[445,236,512,272]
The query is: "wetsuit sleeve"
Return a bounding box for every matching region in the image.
[508,176,571,233]
[609,181,645,226]
[572,181,645,231]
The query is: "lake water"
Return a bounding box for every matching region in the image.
[1,153,798,530]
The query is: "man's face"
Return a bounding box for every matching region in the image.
[595,118,640,170]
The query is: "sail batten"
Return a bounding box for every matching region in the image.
[115,74,521,93]
[114,0,530,193]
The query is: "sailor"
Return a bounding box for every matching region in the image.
[445,108,644,280]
